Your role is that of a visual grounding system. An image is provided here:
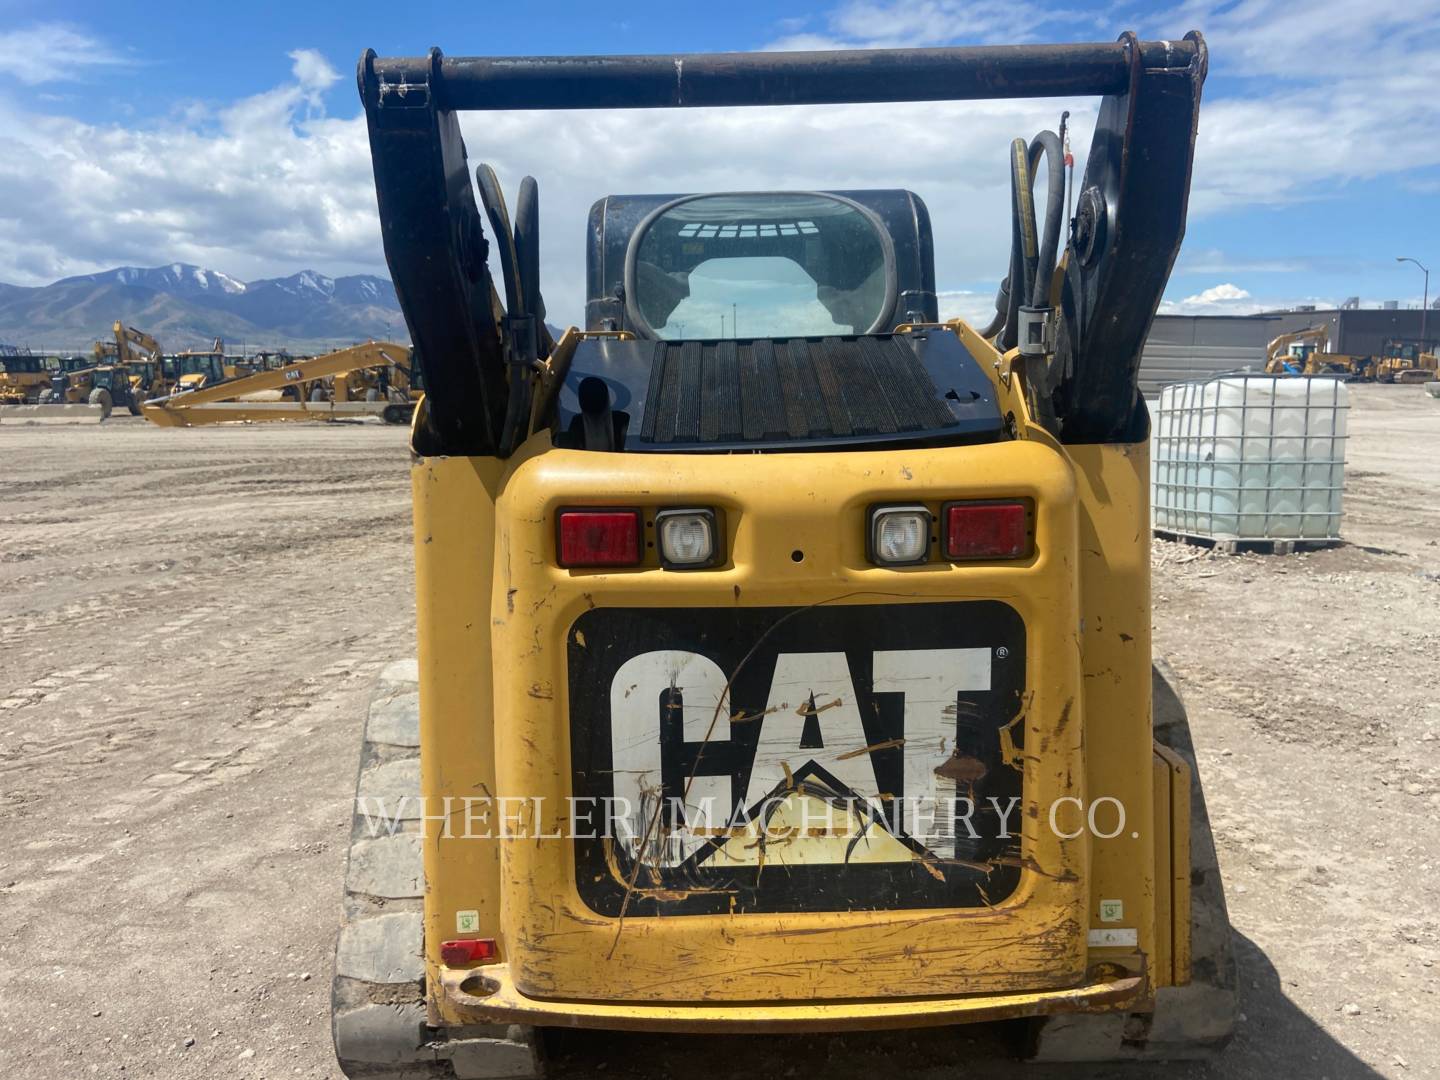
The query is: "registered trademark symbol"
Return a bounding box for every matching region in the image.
[996,646,1009,659]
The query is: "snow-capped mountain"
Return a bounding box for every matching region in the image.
[59,263,249,298]
[0,264,405,351]
[249,270,336,299]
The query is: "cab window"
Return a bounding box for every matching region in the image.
[630,193,891,340]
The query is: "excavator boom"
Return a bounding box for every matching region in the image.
[141,341,412,426]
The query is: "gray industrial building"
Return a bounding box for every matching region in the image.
[1262,307,1436,360]
[1139,307,1437,396]
[1139,314,1276,395]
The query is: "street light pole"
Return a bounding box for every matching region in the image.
[1397,256,1430,349]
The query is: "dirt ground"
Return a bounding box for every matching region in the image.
[1,385,1436,1079]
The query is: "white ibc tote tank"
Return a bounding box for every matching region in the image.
[1151,375,1348,544]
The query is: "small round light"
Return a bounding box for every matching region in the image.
[872,506,930,564]
[658,510,716,566]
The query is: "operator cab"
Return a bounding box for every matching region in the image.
[168,353,227,387]
[0,355,48,375]
[559,189,1000,453]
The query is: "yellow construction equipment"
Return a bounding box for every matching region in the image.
[141,341,413,426]
[235,349,306,377]
[40,361,166,419]
[1263,324,1370,379]
[163,338,235,393]
[1263,324,1326,375]
[1375,339,1439,384]
[0,350,58,405]
[0,356,106,422]
[109,322,163,367]
[22,323,168,420]
[326,32,1235,1078]
[325,354,422,411]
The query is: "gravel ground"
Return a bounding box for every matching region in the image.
[0,384,1436,1079]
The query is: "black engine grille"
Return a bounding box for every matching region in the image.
[641,336,958,445]
[556,329,1002,452]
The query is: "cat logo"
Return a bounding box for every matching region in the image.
[608,646,991,868]
[567,601,1026,916]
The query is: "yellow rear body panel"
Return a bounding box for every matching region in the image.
[409,328,1185,1029]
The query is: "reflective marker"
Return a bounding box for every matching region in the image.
[440,938,498,965]
[943,501,1029,560]
[557,509,642,567]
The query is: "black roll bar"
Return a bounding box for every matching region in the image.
[359,40,1200,113]
[359,34,1207,454]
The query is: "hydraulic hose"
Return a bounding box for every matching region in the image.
[1002,138,1035,351]
[981,128,1066,348]
[1026,130,1065,309]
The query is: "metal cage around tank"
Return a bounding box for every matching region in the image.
[1151,374,1349,549]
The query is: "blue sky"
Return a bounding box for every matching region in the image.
[2,0,1438,321]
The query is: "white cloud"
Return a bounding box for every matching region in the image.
[0,53,1083,325]
[1160,282,1258,314]
[1142,0,1440,213]
[1174,248,1357,277]
[1150,0,1440,80]
[1185,283,1250,304]
[0,52,378,289]
[937,288,1002,326]
[1155,285,1434,316]
[3,2,1437,333]
[0,23,132,85]
[761,1,1440,216]
[288,48,340,94]
[468,97,1082,325]
[766,0,1079,49]
[1187,76,1440,214]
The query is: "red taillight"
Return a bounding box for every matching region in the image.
[557,509,641,567]
[441,938,497,966]
[942,501,1030,560]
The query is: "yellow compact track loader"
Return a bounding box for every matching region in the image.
[332,33,1236,1077]
[1376,339,1439,384]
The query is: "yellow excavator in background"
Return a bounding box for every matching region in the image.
[1263,325,1326,375]
[109,322,164,368]
[31,323,168,420]
[1263,324,1371,379]
[142,341,415,426]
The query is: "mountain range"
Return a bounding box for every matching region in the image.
[0,264,408,353]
